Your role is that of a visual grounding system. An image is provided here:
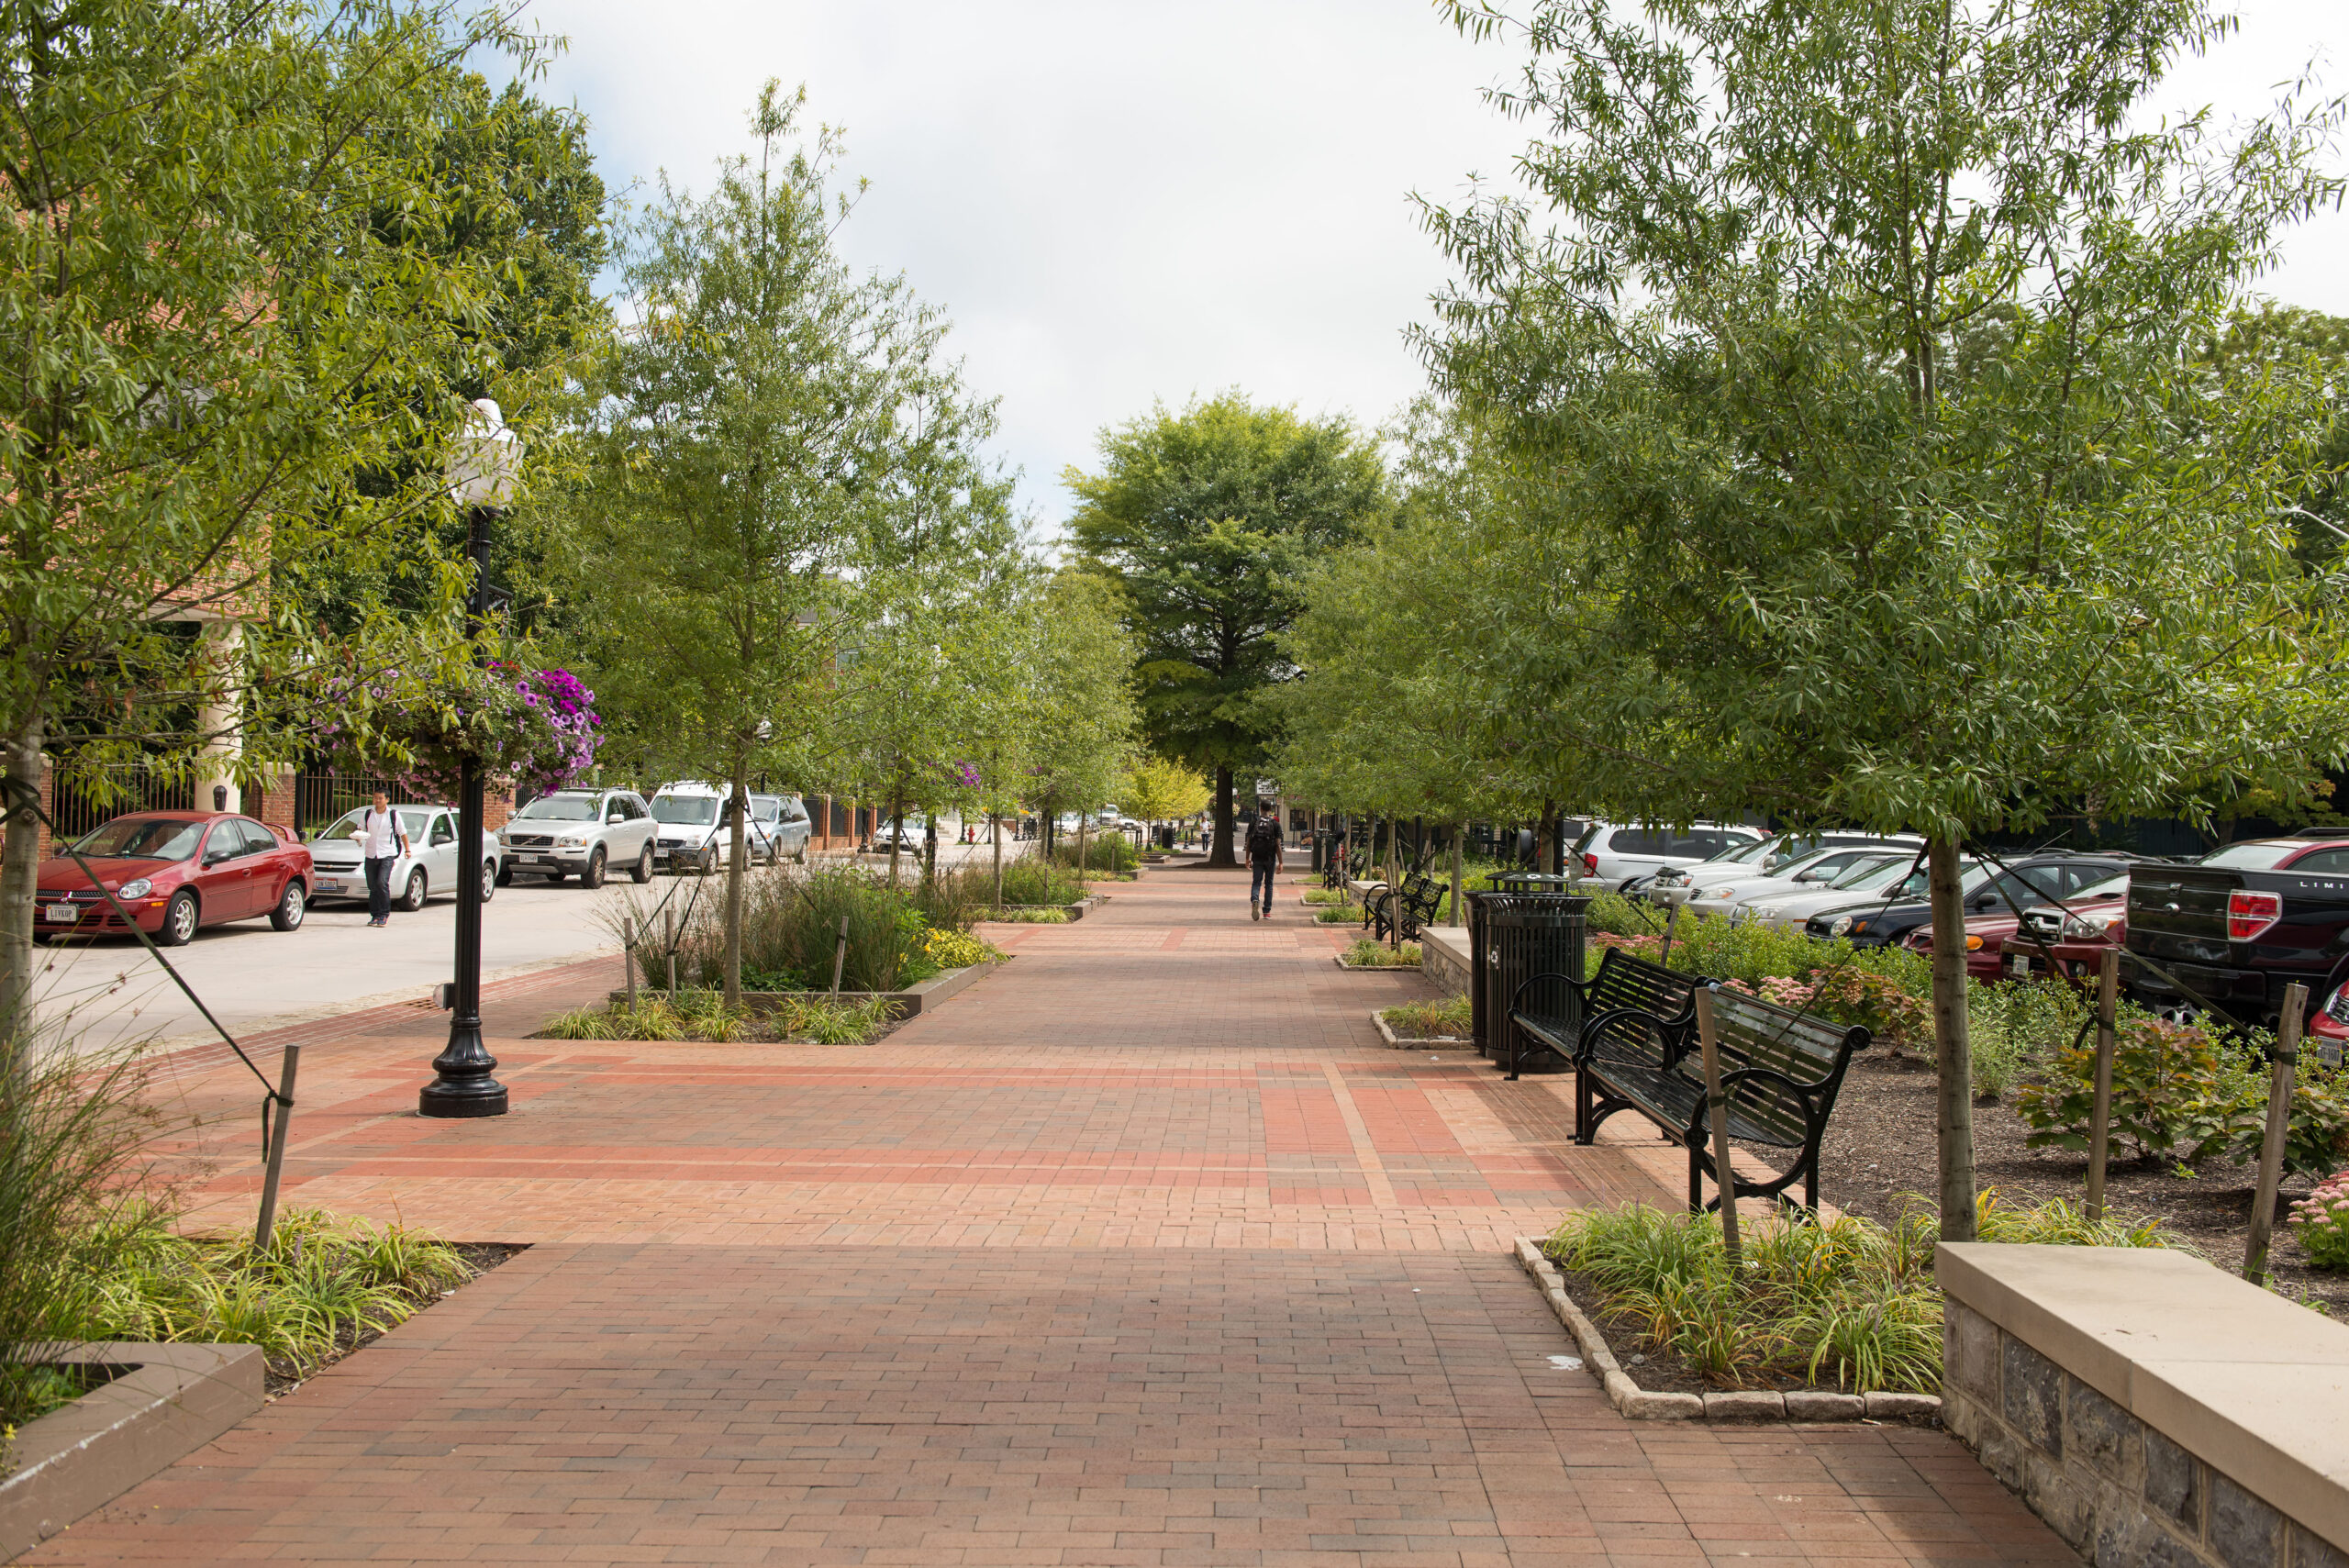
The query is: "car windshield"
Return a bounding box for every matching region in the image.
[2201,840,2303,870]
[1762,851,1834,880]
[314,807,433,843]
[2074,873,2130,901]
[653,796,718,826]
[72,817,205,862]
[1830,857,1909,892]
[1716,836,1774,864]
[516,795,598,821]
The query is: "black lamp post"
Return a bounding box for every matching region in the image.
[420,398,520,1119]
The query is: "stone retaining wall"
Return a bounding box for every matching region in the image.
[1939,1241,2349,1568]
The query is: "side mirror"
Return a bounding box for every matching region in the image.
[205,847,235,865]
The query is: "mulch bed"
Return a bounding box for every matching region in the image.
[1819,1047,2349,1316]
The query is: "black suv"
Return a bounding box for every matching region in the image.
[1804,853,2141,949]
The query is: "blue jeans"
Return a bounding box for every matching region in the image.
[365,856,396,921]
[1250,860,1275,910]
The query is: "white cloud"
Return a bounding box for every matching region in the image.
[526,0,2344,531]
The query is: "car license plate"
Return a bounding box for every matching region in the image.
[46,904,77,923]
[316,878,343,893]
[2009,953,2031,978]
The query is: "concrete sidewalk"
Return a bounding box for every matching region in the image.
[29,862,2068,1566]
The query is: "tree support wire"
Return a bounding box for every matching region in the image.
[0,777,298,1240]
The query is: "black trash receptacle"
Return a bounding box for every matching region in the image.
[1468,891,1588,1078]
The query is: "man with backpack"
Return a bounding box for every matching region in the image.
[1244,803,1283,921]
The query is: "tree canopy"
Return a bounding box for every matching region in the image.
[1065,393,1388,863]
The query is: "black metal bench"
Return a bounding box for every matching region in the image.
[1508,946,1703,1088]
[1368,871,1442,941]
[1571,984,1871,1212]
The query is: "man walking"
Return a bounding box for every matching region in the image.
[352,791,410,928]
[1245,803,1283,921]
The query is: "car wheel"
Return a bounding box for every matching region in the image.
[158,891,198,947]
[793,844,806,864]
[632,843,653,884]
[399,868,428,913]
[269,880,306,931]
[495,858,515,887]
[480,860,498,903]
[699,846,718,876]
[581,846,607,889]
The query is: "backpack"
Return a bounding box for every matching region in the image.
[1245,817,1282,862]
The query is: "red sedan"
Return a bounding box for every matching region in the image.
[1906,909,2023,982]
[37,812,314,946]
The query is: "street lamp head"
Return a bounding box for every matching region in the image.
[446,396,523,508]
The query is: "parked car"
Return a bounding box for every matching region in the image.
[750,793,812,863]
[870,815,927,853]
[497,788,656,887]
[1677,842,1920,916]
[1998,873,2132,984]
[649,783,754,874]
[1573,821,1767,893]
[36,811,313,946]
[306,804,503,910]
[1645,830,1911,904]
[2125,837,2349,1028]
[1807,852,2134,950]
[1729,852,1919,930]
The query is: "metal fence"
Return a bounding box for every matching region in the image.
[292,772,405,837]
[49,765,195,841]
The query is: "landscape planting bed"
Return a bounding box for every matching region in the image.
[1819,1046,2349,1315]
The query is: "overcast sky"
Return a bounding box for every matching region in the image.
[524,0,2345,533]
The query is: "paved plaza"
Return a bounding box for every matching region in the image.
[29,861,2072,1565]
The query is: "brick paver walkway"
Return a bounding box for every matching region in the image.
[31,861,2070,1566]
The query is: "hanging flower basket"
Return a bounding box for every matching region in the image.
[319,663,600,798]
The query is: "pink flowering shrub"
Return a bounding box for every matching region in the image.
[1721,968,1930,1046]
[2289,1169,2349,1271]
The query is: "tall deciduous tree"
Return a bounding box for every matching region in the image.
[1431,0,2349,1236]
[0,0,542,1052]
[1065,395,1388,865]
[572,82,1002,1005]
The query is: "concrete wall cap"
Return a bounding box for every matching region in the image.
[1939,1240,2349,1556]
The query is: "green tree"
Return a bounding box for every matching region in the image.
[0,0,541,1051]
[1019,574,1140,863]
[1119,756,1210,828]
[1431,0,2349,1237]
[1065,394,1388,865]
[570,83,1002,1005]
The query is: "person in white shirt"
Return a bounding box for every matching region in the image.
[351,792,410,928]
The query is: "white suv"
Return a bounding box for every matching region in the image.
[650,783,752,874]
[498,789,656,887]
[1574,821,1766,892]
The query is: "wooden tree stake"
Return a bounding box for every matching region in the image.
[253,1042,302,1254]
[622,917,638,1011]
[2087,948,2118,1221]
[2244,981,2306,1285]
[1693,986,1741,1269]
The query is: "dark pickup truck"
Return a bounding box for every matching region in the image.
[2125,836,2349,1027]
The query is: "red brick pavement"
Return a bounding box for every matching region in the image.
[28,861,2068,1566]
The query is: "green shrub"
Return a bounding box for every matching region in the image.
[1342,938,1420,968]
[616,865,937,995]
[1052,833,1137,875]
[2014,1015,2349,1176]
[1384,993,1473,1037]
[539,990,893,1045]
[1545,1193,2181,1393]
[919,926,1004,970]
[1316,902,1364,924]
[991,857,1085,906]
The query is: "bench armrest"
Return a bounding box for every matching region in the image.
[1575,1006,1689,1071]
[1677,1064,1827,1141]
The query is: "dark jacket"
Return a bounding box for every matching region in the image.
[1244,817,1283,865]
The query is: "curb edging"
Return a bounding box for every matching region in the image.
[1370,1010,1473,1051]
[1510,1237,1942,1424]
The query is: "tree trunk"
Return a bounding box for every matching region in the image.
[1930,831,1977,1240]
[1537,800,1558,874]
[1076,817,1088,892]
[1,719,43,1066]
[1208,766,1237,866]
[722,762,749,1010]
[1382,815,1396,886]
[887,785,904,887]
[923,815,937,894]
[1448,821,1464,928]
[992,812,1003,906]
